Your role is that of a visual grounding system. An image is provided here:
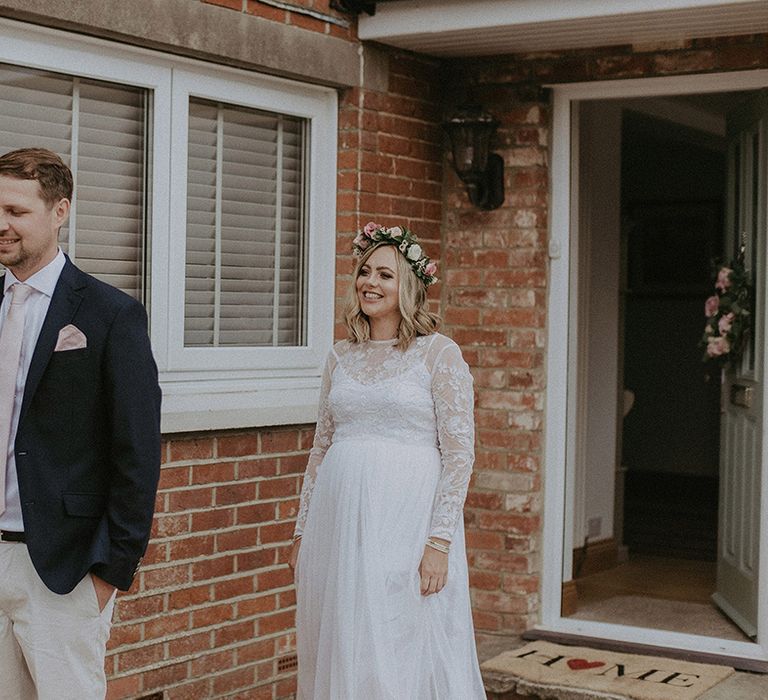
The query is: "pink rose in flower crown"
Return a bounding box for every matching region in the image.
[353,233,372,251]
[716,267,732,293]
[718,312,735,335]
[425,261,437,277]
[363,221,379,238]
[706,336,731,358]
[704,295,719,317]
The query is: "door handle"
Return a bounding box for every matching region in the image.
[730,383,753,408]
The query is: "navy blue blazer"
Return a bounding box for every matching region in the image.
[1,258,161,594]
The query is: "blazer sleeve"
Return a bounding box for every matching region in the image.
[90,297,162,590]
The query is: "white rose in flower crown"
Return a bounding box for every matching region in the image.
[387,226,403,237]
[406,244,422,261]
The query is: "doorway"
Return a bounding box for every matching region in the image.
[541,70,768,666]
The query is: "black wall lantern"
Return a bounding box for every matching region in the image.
[443,106,505,210]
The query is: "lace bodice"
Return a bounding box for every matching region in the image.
[294,333,475,542]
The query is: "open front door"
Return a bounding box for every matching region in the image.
[713,91,768,639]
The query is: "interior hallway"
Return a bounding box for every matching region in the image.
[569,554,750,642]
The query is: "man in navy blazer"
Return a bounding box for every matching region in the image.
[0,148,161,697]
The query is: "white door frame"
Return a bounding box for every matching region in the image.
[542,68,768,662]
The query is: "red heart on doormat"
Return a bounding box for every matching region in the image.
[567,659,605,671]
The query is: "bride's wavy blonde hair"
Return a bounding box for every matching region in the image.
[344,243,440,349]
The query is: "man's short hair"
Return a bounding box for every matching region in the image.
[0,147,73,205]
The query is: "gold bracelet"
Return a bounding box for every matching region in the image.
[426,538,450,554]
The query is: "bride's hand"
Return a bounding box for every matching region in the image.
[289,537,301,576]
[419,541,449,595]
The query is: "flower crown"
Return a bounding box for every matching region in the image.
[352,222,438,286]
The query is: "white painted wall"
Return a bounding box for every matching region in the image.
[575,101,623,546]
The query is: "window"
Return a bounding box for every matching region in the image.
[185,99,307,348]
[0,64,148,300]
[0,20,337,432]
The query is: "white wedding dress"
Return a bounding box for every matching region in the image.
[294,333,486,699]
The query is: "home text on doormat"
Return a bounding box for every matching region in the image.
[481,641,735,700]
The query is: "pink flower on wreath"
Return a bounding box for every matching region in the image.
[707,336,731,358]
[363,221,379,237]
[425,261,438,277]
[716,267,732,293]
[719,312,735,335]
[704,295,719,317]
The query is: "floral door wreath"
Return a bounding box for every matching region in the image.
[701,256,751,368]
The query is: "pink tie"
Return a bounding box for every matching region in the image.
[0,283,32,516]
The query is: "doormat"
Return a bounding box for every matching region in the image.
[481,641,735,700]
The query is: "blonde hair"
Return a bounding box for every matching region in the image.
[344,243,440,349]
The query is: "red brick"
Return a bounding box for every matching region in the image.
[203,0,241,10]
[469,570,502,590]
[191,649,236,676]
[237,639,276,665]
[142,564,190,590]
[257,566,294,591]
[211,666,256,695]
[106,674,140,700]
[216,481,257,506]
[117,642,165,672]
[168,631,212,657]
[238,458,279,479]
[215,575,257,601]
[113,593,165,622]
[245,1,286,22]
[141,661,191,691]
[217,526,259,552]
[218,433,259,458]
[168,487,213,511]
[145,611,189,639]
[237,593,278,617]
[192,507,235,531]
[169,437,214,462]
[168,584,211,611]
[192,603,235,629]
[259,521,295,544]
[164,679,212,700]
[261,429,301,453]
[238,502,277,524]
[159,466,190,490]
[259,476,299,500]
[191,461,236,484]
[191,555,235,581]
[258,609,295,636]
[168,534,215,560]
[154,514,191,538]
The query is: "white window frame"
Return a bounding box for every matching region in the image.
[0,19,338,433]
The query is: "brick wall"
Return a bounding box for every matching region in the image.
[441,32,768,646]
[202,0,356,40]
[105,428,312,699]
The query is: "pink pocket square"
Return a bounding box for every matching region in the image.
[54,324,87,352]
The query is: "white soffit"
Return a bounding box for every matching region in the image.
[359,0,768,56]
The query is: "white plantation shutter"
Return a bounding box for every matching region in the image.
[185,98,306,347]
[0,64,148,300]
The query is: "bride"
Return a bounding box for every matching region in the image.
[289,222,486,699]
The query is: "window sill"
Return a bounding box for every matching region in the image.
[160,376,320,433]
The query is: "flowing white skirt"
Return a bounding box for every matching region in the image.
[295,438,486,699]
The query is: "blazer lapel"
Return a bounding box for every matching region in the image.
[20,259,86,419]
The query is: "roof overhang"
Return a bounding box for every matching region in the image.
[358,0,768,57]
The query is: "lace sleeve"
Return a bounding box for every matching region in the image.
[294,350,336,538]
[428,340,475,542]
